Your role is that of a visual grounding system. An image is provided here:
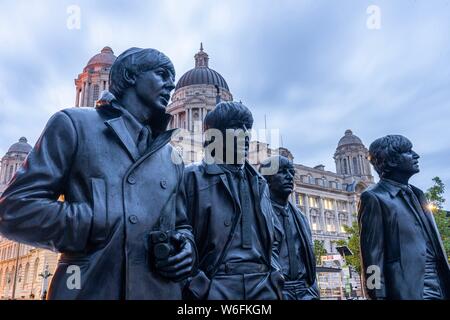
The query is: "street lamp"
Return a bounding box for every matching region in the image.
[38,263,52,300]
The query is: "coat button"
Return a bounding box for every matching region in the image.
[127,175,136,184]
[129,215,139,224]
[160,179,167,189]
[224,219,231,227]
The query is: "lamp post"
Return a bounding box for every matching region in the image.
[39,262,52,300]
[11,242,21,299]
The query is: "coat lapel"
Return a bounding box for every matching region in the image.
[203,162,238,213]
[249,170,272,259]
[104,117,140,162]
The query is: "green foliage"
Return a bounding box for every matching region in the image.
[313,240,327,266]
[335,220,362,274]
[425,177,450,261]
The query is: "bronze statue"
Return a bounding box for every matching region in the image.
[358,135,450,300]
[261,155,319,300]
[0,48,196,299]
[183,101,284,300]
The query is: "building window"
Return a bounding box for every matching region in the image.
[18,264,22,283]
[353,157,359,175]
[326,213,336,232]
[23,263,30,288]
[339,213,349,233]
[93,85,100,105]
[337,201,347,211]
[343,159,348,174]
[8,165,14,182]
[323,199,335,210]
[295,193,304,206]
[310,212,320,231]
[308,196,318,208]
[33,258,39,283]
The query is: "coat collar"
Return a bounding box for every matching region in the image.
[380,178,412,198]
[98,91,174,162]
[202,159,262,178]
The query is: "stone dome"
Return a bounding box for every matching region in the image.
[337,129,363,148]
[84,46,116,71]
[7,137,32,154]
[175,44,229,91]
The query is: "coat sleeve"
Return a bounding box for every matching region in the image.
[358,190,386,299]
[265,193,283,272]
[0,111,95,252]
[174,161,197,265]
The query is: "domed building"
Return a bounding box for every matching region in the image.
[334,129,374,192]
[167,43,233,132]
[0,138,58,300]
[74,46,116,107]
[0,137,32,191]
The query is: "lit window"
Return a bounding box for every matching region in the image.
[308,196,318,208]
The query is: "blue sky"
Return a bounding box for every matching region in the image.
[1,0,450,207]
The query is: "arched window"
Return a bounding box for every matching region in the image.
[8,165,14,182]
[4,267,9,288]
[8,266,15,288]
[326,212,336,232]
[17,264,22,283]
[33,258,40,283]
[353,157,359,175]
[339,213,349,233]
[343,159,348,174]
[309,209,320,231]
[23,263,30,288]
[92,84,100,105]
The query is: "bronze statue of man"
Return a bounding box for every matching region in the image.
[358,135,450,300]
[260,155,319,300]
[183,101,284,300]
[0,48,196,299]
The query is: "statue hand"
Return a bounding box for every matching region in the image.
[154,233,195,281]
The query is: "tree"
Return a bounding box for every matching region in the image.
[313,240,327,266]
[335,220,362,274]
[425,177,450,261]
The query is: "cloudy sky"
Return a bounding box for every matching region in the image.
[1,0,450,207]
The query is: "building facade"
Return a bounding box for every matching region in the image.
[74,46,116,108]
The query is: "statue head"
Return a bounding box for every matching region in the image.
[260,155,295,203]
[109,47,175,116]
[368,135,420,181]
[204,101,253,165]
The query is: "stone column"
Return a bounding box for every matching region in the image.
[318,197,326,232]
[304,193,311,224]
[80,82,86,107]
[75,88,80,107]
[334,199,340,233]
[188,108,192,131]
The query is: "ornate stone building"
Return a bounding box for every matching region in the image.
[0,137,32,194]
[74,46,116,107]
[0,138,58,299]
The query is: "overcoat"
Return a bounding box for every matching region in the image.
[358,179,450,300]
[183,161,284,299]
[0,101,194,299]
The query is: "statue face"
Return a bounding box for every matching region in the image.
[222,126,251,165]
[392,147,420,175]
[269,164,295,198]
[134,65,175,114]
